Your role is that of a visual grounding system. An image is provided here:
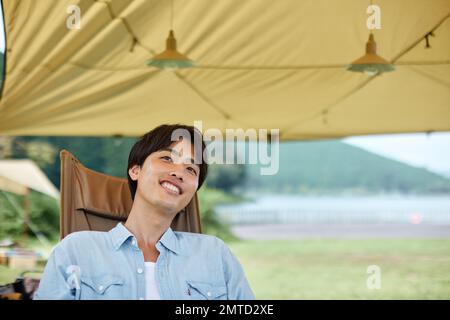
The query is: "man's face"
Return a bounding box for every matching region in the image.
[129,139,200,215]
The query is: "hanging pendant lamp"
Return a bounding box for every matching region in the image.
[146,30,195,70]
[347,33,394,76]
[146,0,195,70]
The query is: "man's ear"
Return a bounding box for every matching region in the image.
[128,165,140,181]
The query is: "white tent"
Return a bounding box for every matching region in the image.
[0,159,59,199]
[0,159,58,245]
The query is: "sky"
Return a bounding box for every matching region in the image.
[0,7,449,179]
[343,132,450,178]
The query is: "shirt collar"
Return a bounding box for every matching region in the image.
[109,222,180,254]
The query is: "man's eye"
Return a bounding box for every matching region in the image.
[161,156,173,162]
[187,167,198,176]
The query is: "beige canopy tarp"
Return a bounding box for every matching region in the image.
[0,0,449,140]
[0,159,59,198]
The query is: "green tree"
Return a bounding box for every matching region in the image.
[205,164,246,193]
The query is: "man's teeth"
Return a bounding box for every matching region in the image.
[161,182,180,194]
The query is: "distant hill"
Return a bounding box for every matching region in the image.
[6,135,450,195]
[242,140,450,194]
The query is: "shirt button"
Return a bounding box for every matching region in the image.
[139,297,144,300]
[207,291,212,297]
[137,268,143,274]
[131,239,136,246]
[98,285,104,291]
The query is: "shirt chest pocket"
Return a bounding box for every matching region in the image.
[79,274,124,300]
[187,280,227,300]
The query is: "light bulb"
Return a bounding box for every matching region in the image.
[364,67,379,76]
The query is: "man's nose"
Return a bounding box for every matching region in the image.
[170,167,184,181]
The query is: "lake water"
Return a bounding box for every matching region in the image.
[215,195,450,225]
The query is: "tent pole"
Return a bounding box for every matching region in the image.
[23,187,29,243]
[0,190,51,247]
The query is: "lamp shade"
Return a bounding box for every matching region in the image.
[146,30,195,69]
[347,34,395,76]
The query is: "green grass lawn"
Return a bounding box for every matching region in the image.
[1,238,449,299]
[227,239,450,299]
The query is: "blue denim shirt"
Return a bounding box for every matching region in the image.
[34,223,255,300]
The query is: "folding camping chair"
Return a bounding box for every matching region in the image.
[59,150,202,239]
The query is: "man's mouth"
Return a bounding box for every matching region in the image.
[159,180,182,195]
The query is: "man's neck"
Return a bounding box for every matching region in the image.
[124,197,175,247]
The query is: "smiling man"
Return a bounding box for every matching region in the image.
[34,124,255,300]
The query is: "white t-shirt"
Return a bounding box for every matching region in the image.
[144,262,161,300]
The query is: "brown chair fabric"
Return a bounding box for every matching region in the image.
[59,150,202,239]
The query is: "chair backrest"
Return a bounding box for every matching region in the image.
[59,149,202,239]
